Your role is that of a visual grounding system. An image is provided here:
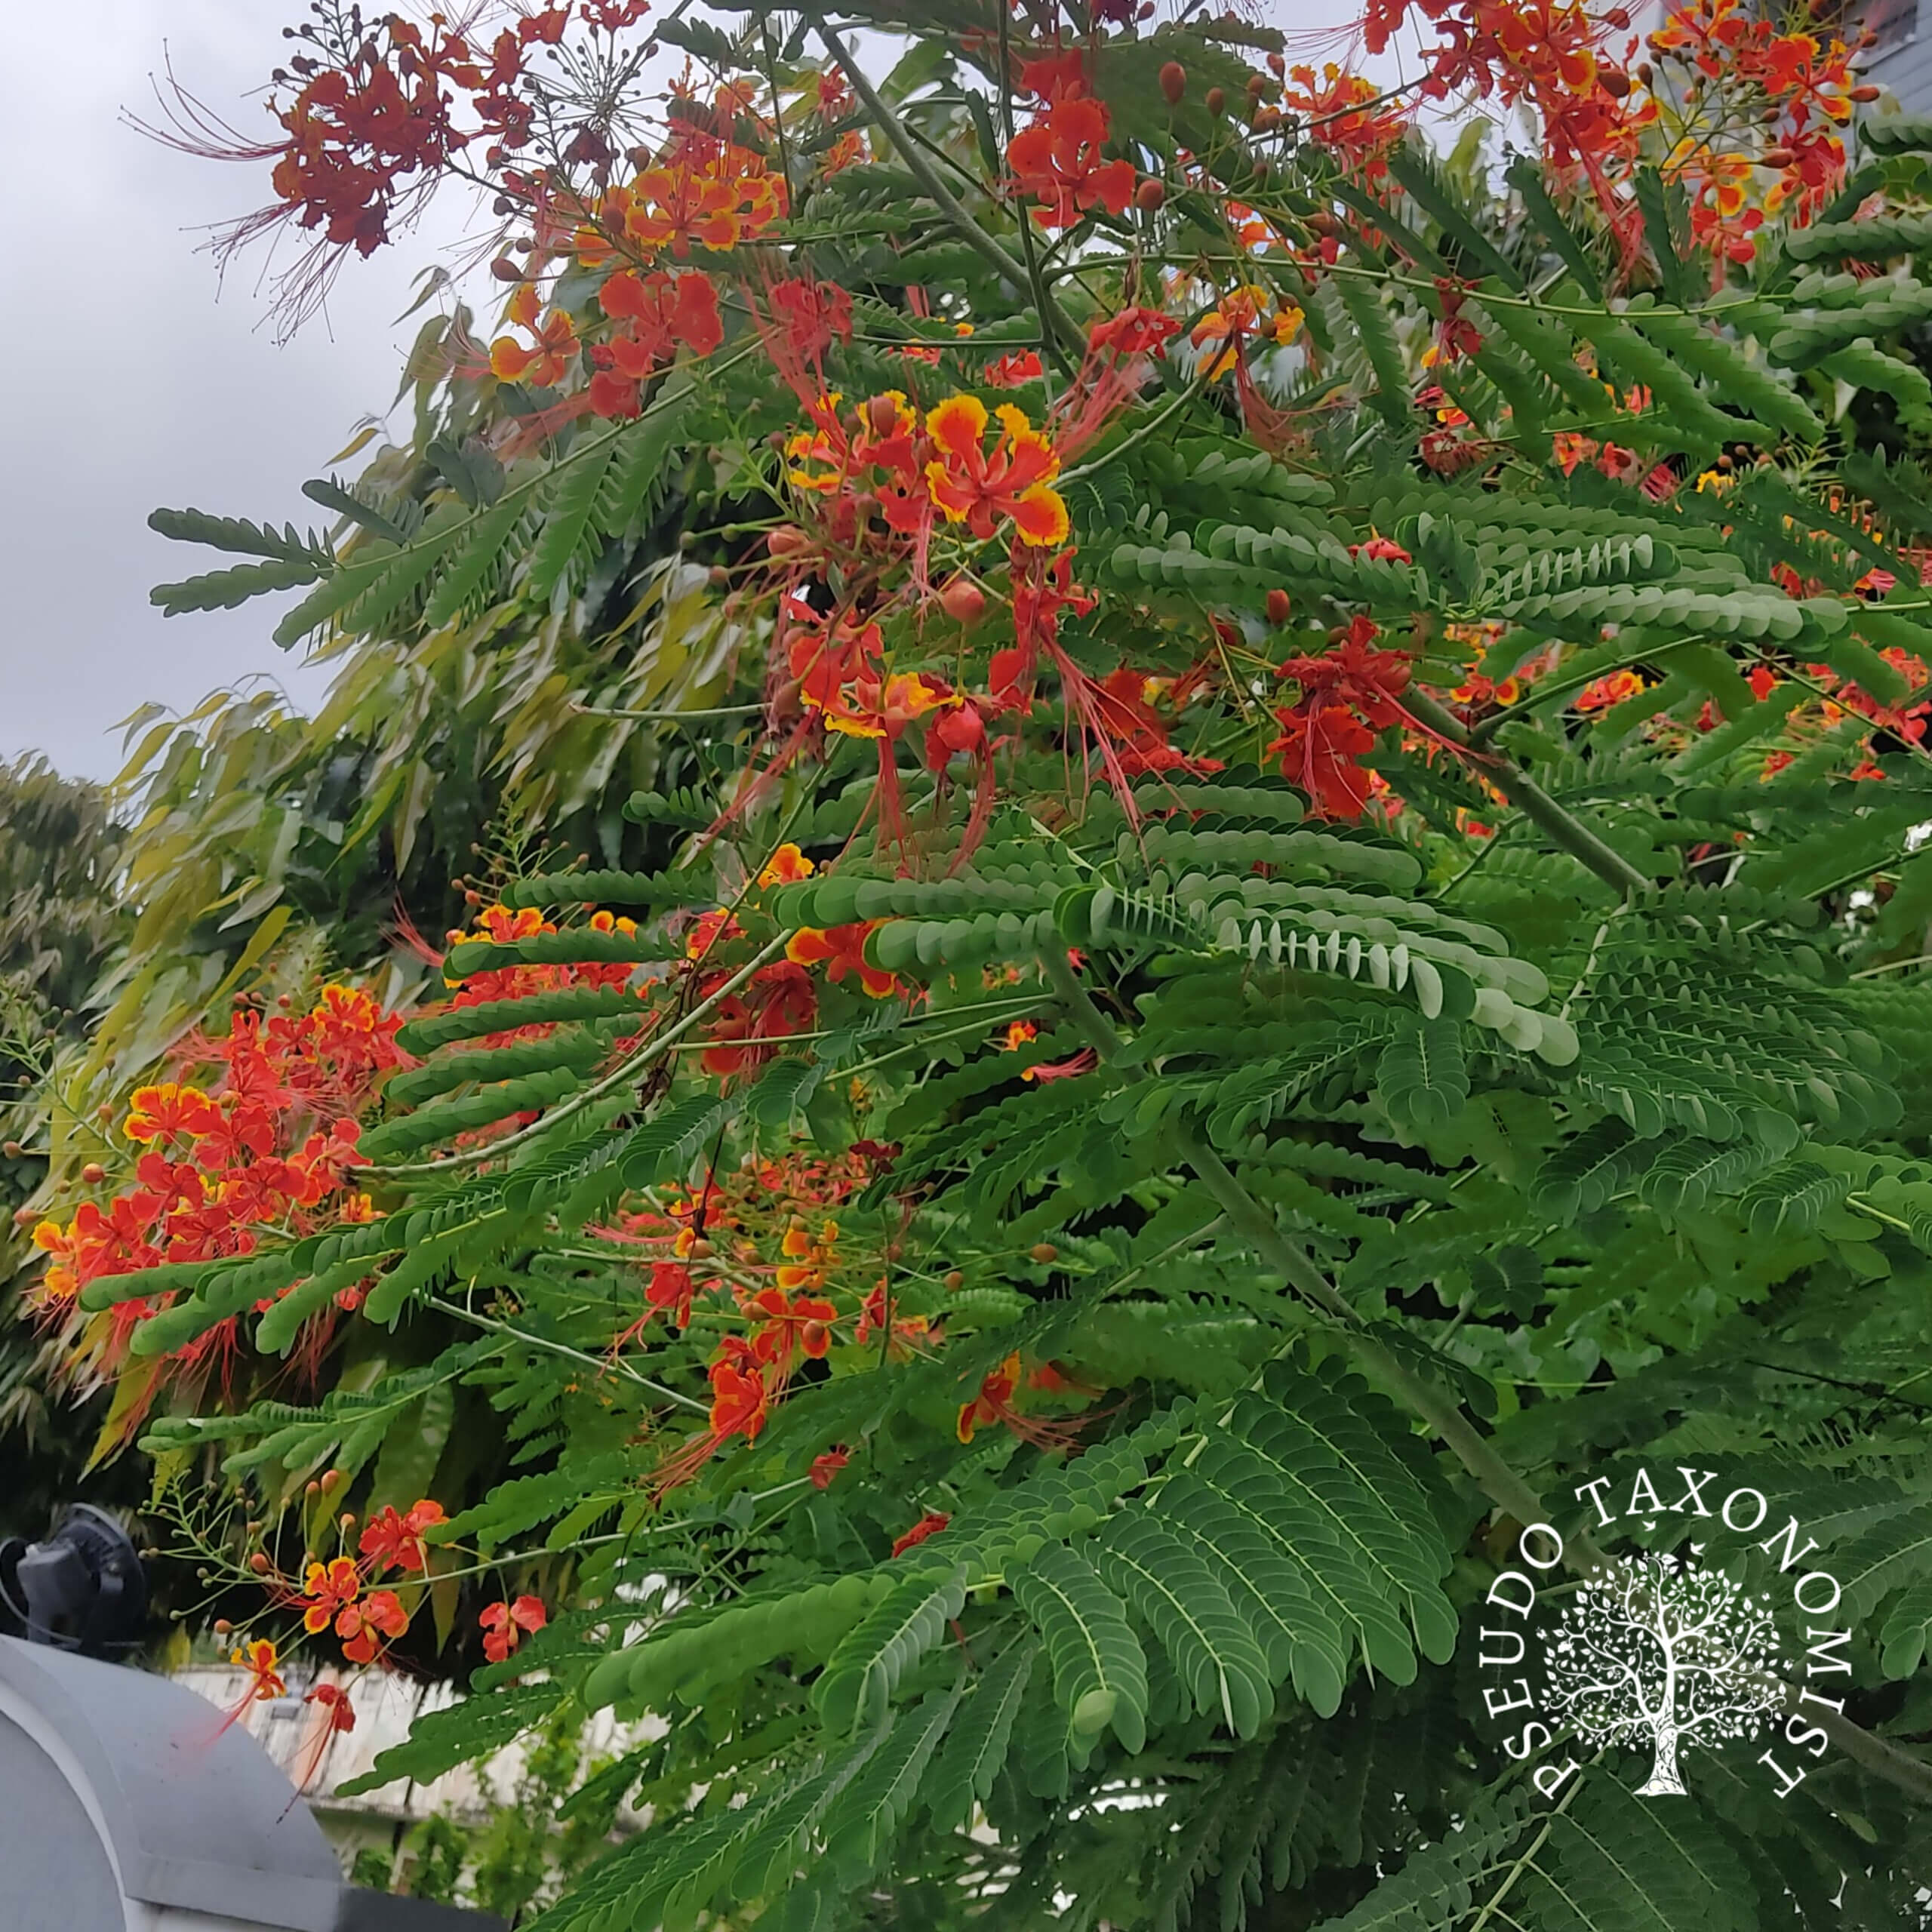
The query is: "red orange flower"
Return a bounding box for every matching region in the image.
[923,397,1069,547]
[232,1638,286,1703]
[334,1589,408,1665]
[358,1499,445,1576]
[758,842,815,888]
[300,1557,362,1635]
[1008,97,1136,228]
[125,1081,221,1145]
[479,1595,546,1664]
[891,1510,952,1558]
[490,283,580,386]
[787,923,898,997]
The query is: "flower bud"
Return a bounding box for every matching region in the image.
[1850,83,1881,102]
[866,392,902,437]
[944,1269,965,1291]
[1159,60,1186,105]
[1600,69,1630,98]
[1266,588,1291,626]
[490,257,523,282]
[1206,85,1226,115]
[940,577,986,623]
[82,1162,106,1184]
[1135,176,1167,211]
[768,525,811,558]
[1029,1242,1058,1263]
[248,1552,271,1574]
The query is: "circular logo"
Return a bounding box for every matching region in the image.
[1479,1469,1852,1804]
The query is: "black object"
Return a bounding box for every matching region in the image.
[0,1505,147,1657]
[335,1893,509,1931]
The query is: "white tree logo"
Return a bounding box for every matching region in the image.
[1543,1549,1784,1795]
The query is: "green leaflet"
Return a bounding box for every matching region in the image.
[151,555,331,616]
[335,1680,565,1798]
[1094,1512,1273,1738]
[1313,1786,1537,1930]
[527,435,619,601]
[1151,1468,1350,1715]
[1008,1541,1151,1755]
[1377,1018,1471,1131]
[1332,259,1412,429]
[1835,1497,1932,1619]
[499,866,713,910]
[361,1209,516,1326]
[1620,298,1823,442]
[354,1068,587,1161]
[816,1562,970,1734]
[383,1027,618,1109]
[1879,1577,1932,1678]
[395,985,645,1054]
[923,1639,1038,1832]
[420,488,526,629]
[1785,208,1932,262]
[1521,1776,1760,1932]
[820,1681,963,1882]
[270,506,468,648]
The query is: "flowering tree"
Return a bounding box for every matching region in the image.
[1543,1552,1784,1797]
[18,0,1932,1921]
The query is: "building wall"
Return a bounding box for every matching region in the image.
[1865,1,1931,115]
[175,1665,656,1878]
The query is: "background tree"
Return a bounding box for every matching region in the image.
[0,757,133,1543]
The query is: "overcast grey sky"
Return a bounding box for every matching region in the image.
[2,2,1386,786]
[0,2,484,782]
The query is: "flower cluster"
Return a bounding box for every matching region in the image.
[1269,618,1417,820]
[33,985,404,1368]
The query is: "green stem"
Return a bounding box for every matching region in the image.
[368,933,790,1180]
[427,1295,708,1412]
[1038,944,1558,1530]
[805,11,1084,361]
[1401,688,1651,897]
[995,0,1075,382]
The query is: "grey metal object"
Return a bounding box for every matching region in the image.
[0,1637,504,1931]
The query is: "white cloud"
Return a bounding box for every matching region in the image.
[0,0,483,780]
